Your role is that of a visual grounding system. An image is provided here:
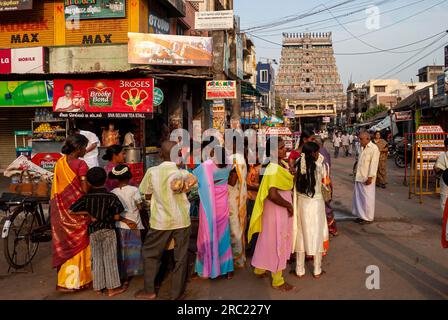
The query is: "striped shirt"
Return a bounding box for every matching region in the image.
[70,188,124,234]
[139,162,191,231]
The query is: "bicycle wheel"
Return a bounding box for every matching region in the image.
[3,204,41,269]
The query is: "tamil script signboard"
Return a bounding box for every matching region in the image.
[0,81,53,107]
[195,10,234,31]
[128,33,213,67]
[53,79,153,118]
[206,81,236,100]
[64,0,126,20]
[0,0,33,11]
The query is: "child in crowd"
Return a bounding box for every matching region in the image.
[108,164,144,288]
[70,167,126,297]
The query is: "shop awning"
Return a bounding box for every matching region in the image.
[241,81,262,97]
[369,116,399,135]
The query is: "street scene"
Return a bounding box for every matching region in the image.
[0,0,447,302]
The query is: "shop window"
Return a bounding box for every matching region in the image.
[374,86,386,93]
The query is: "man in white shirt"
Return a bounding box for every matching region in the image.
[333,132,342,158]
[434,139,448,212]
[342,132,351,157]
[75,128,100,168]
[352,132,380,224]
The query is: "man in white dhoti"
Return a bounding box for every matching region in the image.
[352,132,380,224]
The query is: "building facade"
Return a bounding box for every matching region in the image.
[256,61,275,112]
[275,32,345,131]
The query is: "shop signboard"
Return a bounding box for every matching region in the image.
[0,49,11,74]
[212,100,226,134]
[128,32,213,67]
[437,74,445,97]
[236,34,244,79]
[206,81,236,100]
[265,127,292,136]
[149,12,171,34]
[395,110,412,121]
[53,79,154,118]
[0,81,53,107]
[64,0,126,20]
[153,87,164,107]
[195,10,234,31]
[0,47,47,74]
[0,0,33,11]
[322,116,331,123]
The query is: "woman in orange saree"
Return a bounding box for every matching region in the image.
[51,134,92,292]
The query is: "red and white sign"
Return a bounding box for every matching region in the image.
[0,47,46,74]
[395,110,412,121]
[53,79,154,114]
[0,49,11,74]
[416,125,444,134]
[206,81,237,100]
[322,116,331,123]
[265,127,292,136]
[11,47,46,74]
[32,153,62,172]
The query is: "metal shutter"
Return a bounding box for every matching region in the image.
[0,108,35,171]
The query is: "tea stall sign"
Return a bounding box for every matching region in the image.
[53,79,154,118]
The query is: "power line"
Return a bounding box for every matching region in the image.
[248,30,448,56]
[376,33,448,78]
[243,0,360,32]
[334,0,448,44]
[385,41,448,77]
[254,0,425,37]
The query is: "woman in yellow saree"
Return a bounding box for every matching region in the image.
[51,134,92,292]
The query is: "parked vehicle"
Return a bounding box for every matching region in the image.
[395,141,412,168]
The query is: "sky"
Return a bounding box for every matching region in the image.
[234,0,448,88]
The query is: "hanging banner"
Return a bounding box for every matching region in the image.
[0,81,53,107]
[53,79,153,118]
[128,32,213,67]
[236,34,244,79]
[0,0,33,11]
[206,81,236,100]
[64,0,126,20]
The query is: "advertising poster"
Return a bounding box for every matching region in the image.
[53,79,153,118]
[0,81,53,107]
[206,81,237,100]
[212,100,226,134]
[0,0,33,11]
[128,32,213,67]
[64,0,126,20]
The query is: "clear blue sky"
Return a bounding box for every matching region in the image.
[234,0,448,87]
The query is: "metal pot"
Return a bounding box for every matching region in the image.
[125,147,142,164]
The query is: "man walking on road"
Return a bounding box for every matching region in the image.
[352,132,380,224]
[434,138,448,212]
[333,132,342,158]
[342,132,351,157]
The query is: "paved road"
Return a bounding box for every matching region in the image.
[0,148,447,300]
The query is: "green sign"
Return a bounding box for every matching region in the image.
[0,81,53,107]
[153,87,164,107]
[64,1,126,20]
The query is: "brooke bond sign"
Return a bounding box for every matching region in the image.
[206,81,236,100]
[53,79,154,117]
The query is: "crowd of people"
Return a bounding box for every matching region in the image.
[49,126,388,299]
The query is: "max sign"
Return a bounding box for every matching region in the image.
[0,47,47,74]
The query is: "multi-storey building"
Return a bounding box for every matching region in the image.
[256,61,275,112]
[275,32,345,131]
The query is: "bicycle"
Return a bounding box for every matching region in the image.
[1,193,51,271]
